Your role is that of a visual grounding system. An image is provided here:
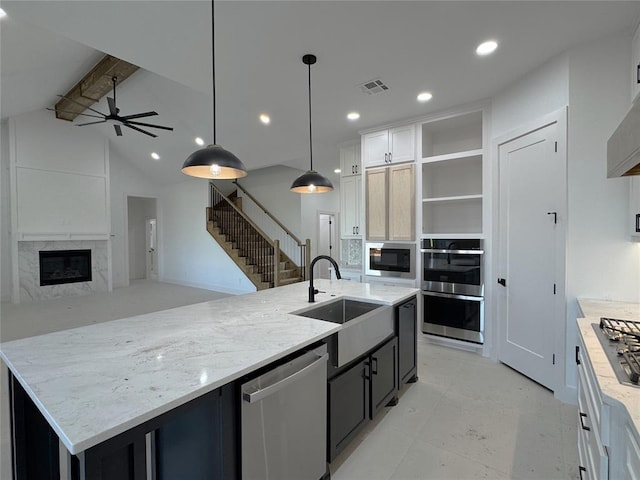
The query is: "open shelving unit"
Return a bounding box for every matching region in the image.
[420,111,484,236]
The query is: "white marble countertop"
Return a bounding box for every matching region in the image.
[576,298,640,434]
[0,279,418,455]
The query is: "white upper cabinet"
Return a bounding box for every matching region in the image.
[632,22,640,105]
[340,141,361,177]
[363,125,415,168]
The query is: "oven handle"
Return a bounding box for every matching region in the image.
[422,290,483,302]
[420,248,484,254]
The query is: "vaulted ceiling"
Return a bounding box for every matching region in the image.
[2,1,640,185]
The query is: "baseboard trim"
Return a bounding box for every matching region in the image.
[555,384,577,405]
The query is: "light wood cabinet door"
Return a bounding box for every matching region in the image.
[388,164,415,240]
[366,169,388,240]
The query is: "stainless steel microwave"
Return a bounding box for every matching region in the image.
[365,243,415,279]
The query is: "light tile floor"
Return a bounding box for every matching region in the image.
[0,281,579,480]
[331,337,579,480]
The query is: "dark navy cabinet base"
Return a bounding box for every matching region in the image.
[8,375,238,480]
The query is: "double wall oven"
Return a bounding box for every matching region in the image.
[421,239,484,344]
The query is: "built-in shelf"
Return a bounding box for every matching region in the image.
[422,148,483,164]
[422,194,483,203]
[420,110,484,236]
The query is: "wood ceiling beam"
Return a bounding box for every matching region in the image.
[54,55,139,121]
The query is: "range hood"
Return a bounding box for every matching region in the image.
[607,101,640,177]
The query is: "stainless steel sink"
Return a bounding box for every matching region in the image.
[294,298,383,324]
[292,298,394,367]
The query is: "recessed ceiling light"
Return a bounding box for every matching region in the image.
[417,92,433,103]
[195,137,205,146]
[259,114,271,125]
[0,8,7,19]
[347,112,360,121]
[476,40,498,56]
[151,152,160,160]
[334,168,341,174]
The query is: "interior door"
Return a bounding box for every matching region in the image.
[317,213,336,279]
[146,218,158,280]
[497,119,564,390]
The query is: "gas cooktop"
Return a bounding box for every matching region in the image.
[593,317,640,387]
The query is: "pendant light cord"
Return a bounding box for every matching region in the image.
[308,60,313,171]
[211,0,216,145]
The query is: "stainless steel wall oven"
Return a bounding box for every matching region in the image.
[421,239,484,344]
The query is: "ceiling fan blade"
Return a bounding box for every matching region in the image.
[123,123,157,138]
[114,124,122,136]
[76,120,107,126]
[125,120,174,131]
[56,95,105,116]
[107,97,118,116]
[47,108,104,119]
[119,111,158,120]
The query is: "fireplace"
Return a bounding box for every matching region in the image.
[39,250,92,286]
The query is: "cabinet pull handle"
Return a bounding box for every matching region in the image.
[355,165,358,174]
[352,226,355,235]
[352,165,355,174]
[635,213,640,233]
[575,345,581,365]
[384,153,388,163]
[389,152,392,163]
[579,466,586,480]
[372,357,378,375]
[637,64,640,84]
[364,361,371,381]
[356,226,359,234]
[579,412,590,431]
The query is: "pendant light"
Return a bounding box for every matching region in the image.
[290,54,334,193]
[182,0,247,179]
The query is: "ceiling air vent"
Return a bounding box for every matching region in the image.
[359,78,389,95]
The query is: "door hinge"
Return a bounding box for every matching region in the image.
[553,354,556,365]
[553,283,557,295]
[554,141,558,152]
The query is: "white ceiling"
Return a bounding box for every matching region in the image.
[2,1,640,185]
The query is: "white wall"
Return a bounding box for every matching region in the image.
[491,53,569,138]
[491,31,638,398]
[109,148,160,288]
[565,32,639,389]
[160,179,255,295]
[234,166,304,238]
[1,121,12,301]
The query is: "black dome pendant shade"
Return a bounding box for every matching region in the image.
[290,54,333,194]
[182,0,247,179]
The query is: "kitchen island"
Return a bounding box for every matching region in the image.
[1,279,418,479]
[576,299,640,479]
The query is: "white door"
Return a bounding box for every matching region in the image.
[146,218,158,280]
[497,119,564,390]
[317,213,336,279]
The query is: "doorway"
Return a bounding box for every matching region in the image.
[496,109,566,392]
[127,196,158,282]
[317,212,338,279]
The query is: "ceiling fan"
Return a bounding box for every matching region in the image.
[50,76,173,138]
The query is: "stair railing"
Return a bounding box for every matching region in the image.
[209,182,281,287]
[232,180,310,280]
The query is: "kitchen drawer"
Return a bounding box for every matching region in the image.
[577,338,604,433]
[623,421,640,480]
[578,366,609,480]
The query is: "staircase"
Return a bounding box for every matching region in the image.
[207,183,308,290]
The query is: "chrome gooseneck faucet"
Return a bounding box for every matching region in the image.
[308,255,341,302]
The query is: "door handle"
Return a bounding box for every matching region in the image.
[579,412,590,431]
[497,278,506,287]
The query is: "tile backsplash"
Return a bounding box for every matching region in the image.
[340,239,362,267]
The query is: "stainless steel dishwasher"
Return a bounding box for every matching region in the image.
[241,344,328,480]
